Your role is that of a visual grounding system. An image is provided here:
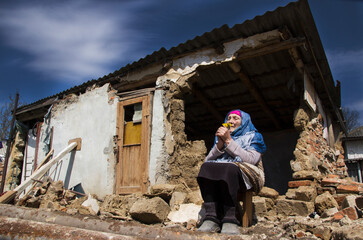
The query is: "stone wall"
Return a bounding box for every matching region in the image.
[4,131,26,191]
[163,81,206,189]
[291,107,348,186]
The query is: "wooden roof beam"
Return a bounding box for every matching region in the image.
[229,62,282,129]
[235,37,306,61]
[191,85,224,122]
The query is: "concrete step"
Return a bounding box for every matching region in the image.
[0,204,243,239]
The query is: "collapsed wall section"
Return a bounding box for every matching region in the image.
[292,107,348,182]
[287,105,352,199]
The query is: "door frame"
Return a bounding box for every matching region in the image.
[115,92,152,194]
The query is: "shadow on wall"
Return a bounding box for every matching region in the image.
[50,150,76,190]
[262,129,299,195]
[64,151,76,189]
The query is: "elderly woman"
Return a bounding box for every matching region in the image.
[197,109,266,234]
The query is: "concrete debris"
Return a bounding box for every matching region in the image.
[99,193,140,219]
[314,191,339,215]
[184,190,203,205]
[332,206,359,221]
[295,185,317,202]
[321,207,339,218]
[81,194,100,215]
[167,203,202,223]
[276,198,315,216]
[331,223,363,240]
[253,196,273,217]
[285,188,297,200]
[169,191,187,210]
[149,183,184,202]
[258,186,279,199]
[342,194,359,209]
[3,202,363,240]
[129,196,171,224]
[1,175,361,239]
[17,180,92,215]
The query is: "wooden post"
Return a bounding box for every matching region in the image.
[0,93,19,194]
[242,190,253,227]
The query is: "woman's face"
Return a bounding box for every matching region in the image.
[227,113,242,132]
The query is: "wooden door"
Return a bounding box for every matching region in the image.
[116,95,150,194]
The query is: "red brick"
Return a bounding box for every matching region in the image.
[321,178,342,186]
[288,180,313,188]
[326,175,340,179]
[296,231,306,238]
[337,184,360,194]
[331,211,345,221]
[342,207,359,220]
[345,181,363,187]
[331,207,359,221]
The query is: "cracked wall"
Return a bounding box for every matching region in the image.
[44,84,118,198]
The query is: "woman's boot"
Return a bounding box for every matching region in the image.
[221,205,240,235]
[197,202,220,232]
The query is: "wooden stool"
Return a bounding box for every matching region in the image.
[237,190,253,227]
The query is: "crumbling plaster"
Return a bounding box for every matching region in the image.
[156,29,282,86]
[149,89,169,185]
[45,84,118,198]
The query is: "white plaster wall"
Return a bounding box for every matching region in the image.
[149,89,169,185]
[46,84,117,197]
[346,141,363,159]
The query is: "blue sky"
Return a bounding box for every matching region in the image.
[0,0,362,125]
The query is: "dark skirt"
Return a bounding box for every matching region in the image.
[197,161,246,204]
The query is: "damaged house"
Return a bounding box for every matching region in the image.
[343,127,363,183]
[2,0,361,224]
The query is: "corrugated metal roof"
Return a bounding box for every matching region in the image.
[344,126,363,139]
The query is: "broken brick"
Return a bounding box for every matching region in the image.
[337,184,360,194]
[342,207,359,220]
[288,180,313,188]
[321,178,342,186]
[332,207,359,221]
[331,211,345,221]
[326,174,340,179]
[296,231,306,238]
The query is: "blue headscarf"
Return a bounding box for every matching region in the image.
[215,109,266,154]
